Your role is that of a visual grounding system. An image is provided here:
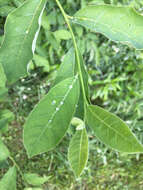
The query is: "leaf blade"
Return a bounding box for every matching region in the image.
[86,105,143,153]
[68,128,88,177]
[53,48,75,86]
[0,0,46,84]
[24,173,50,186]
[24,76,80,157]
[0,137,10,162]
[0,166,17,190]
[73,5,143,49]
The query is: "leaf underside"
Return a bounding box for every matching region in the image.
[73,5,143,49]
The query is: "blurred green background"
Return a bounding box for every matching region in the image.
[1,0,143,189]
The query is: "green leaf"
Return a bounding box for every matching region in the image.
[0,109,15,133]
[86,105,143,153]
[0,0,46,85]
[13,0,25,7]
[33,54,50,72]
[53,29,71,41]
[0,137,10,161]
[0,64,7,88]
[24,76,80,157]
[53,48,75,86]
[0,5,15,17]
[74,90,84,119]
[24,188,43,190]
[0,166,17,190]
[72,5,143,49]
[0,87,8,102]
[68,128,88,177]
[24,173,50,186]
[76,48,89,100]
[0,0,10,6]
[74,48,89,119]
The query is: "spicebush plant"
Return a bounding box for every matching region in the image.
[0,0,143,188]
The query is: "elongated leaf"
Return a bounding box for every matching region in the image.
[68,128,88,177]
[86,105,143,153]
[74,89,84,119]
[74,48,89,119]
[0,166,17,190]
[72,5,143,49]
[0,137,10,161]
[24,173,50,186]
[0,0,46,84]
[24,76,80,157]
[53,48,75,86]
[76,48,89,100]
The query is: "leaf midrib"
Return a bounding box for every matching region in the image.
[88,106,139,147]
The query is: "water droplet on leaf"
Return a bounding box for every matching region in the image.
[56,107,59,111]
[52,100,56,105]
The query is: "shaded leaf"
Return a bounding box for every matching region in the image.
[0,109,14,133]
[54,29,71,41]
[68,128,88,177]
[74,48,89,119]
[33,54,50,72]
[0,0,46,84]
[0,64,6,88]
[76,48,89,99]
[0,87,8,102]
[24,188,43,190]
[53,48,75,86]
[86,105,143,153]
[0,0,10,6]
[24,173,50,186]
[24,76,80,157]
[0,160,9,170]
[0,5,15,17]
[0,166,17,190]
[0,137,10,161]
[72,5,143,49]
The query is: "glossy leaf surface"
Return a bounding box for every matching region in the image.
[73,5,143,49]
[24,76,80,157]
[86,105,143,153]
[68,128,88,177]
[0,166,17,190]
[0,0,46,84]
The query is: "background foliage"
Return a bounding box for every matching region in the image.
[0,0,143,189]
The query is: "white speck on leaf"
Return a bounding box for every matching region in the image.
[52,100,56,105]
[56,107,59,111]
